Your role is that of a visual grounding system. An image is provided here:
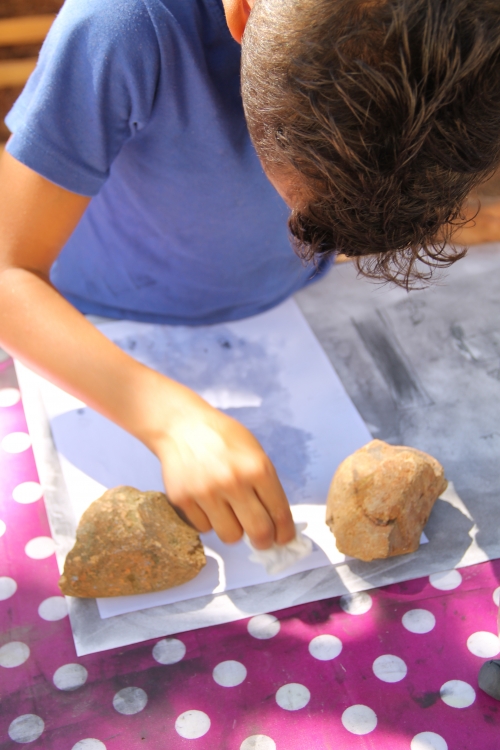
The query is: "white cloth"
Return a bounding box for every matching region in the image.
[244,523,313,575]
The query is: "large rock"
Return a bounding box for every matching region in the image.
[326,440,447,562]
[59,486,206,597]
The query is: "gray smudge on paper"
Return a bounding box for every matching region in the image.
[114,327,281,406]
[110,325,313,497]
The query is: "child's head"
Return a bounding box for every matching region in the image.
[241,0,500,287]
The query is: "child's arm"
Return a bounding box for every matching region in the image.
[0,151,295,550]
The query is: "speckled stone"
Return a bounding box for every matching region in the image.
[478,660,500,701]
[326,440,447,562]
[59,486,206,597]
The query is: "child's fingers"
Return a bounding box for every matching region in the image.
[230,490,277,550]
[198,498,244,545]
[170,498,212,534]
[253,468,295,546]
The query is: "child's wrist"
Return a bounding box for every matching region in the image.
[125,367,208,455]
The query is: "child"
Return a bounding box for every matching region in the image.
[0,0,499,557]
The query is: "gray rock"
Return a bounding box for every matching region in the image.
[478,660,500,701]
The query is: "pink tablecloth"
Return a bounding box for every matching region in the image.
[1,358,499,750]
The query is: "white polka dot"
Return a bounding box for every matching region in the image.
[247,614,280,639]
[467,631,500,658]
[240,736,276,750]
[341,704,377,735]
[429,570,462,591]
[0,519,5,537]
[8,714,44,743]
[0,641,30,668]
[38,596,68,621]
[71,741,107,750]
[0,576,17,601]
[440,679,476,708]
[53,663,88,691]
[13,482,43,505]
[152,638,186,664]
[340,591,373,615]
[493,587,500,607]
[275,683,310,711]
[25,536,55,560]
[308,634,342,661]
[411,732,448,750]
[402,609,436,634]
[175,710,211,739]
[1,432,32,454]
[213,660,247,687]
[112,687,148,715]
[0,388,21,407]
[373,654,407,683]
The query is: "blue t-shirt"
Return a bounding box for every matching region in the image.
[6,0,323,325]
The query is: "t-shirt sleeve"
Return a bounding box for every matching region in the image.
[5,0,161,196]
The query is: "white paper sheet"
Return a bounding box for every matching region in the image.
[97,504,343,617]
[97,505,428,618]
[37,298,398,618]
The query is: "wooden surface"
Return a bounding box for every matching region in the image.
[0,57,36,87]
[0,14,53,45]
[0,4,59,139]
[0,0,63,19]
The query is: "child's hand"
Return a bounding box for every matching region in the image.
[149,384,295,550]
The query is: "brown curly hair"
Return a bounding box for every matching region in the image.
[241,0,500,288]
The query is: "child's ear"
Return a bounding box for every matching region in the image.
[222,0,253,43]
